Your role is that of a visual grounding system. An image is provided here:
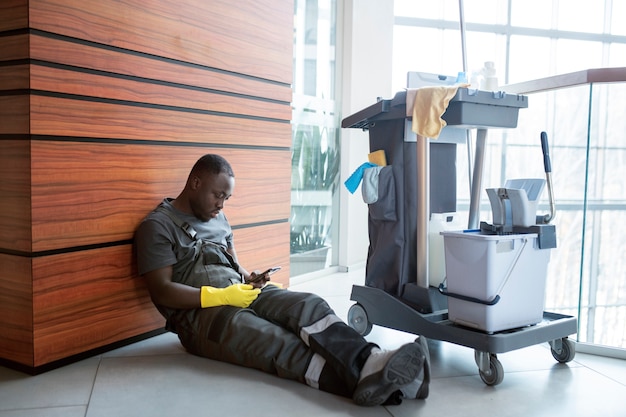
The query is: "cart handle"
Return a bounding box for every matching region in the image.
[438,283,501,306]
[538,131,556,224]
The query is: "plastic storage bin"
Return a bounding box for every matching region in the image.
[441,230,551,333]
[442,89,528,129]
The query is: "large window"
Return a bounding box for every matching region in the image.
[393,0,626,90]
[291,0,340,276]
[393,0,626,351]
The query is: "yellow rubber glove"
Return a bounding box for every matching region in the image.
[200,284,260,308]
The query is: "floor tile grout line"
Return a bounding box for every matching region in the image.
[84,355,103,417]
[583,365,626,387]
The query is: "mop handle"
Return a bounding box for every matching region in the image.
[540,131,556,224]
[541,131,551,173]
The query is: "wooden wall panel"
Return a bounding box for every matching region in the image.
[29,35,292,102]
[0,65,29,90]
[30,142,291,251]
[0,34,29,62]
[32,245,164,365]
[0,0,294,370]
[0,254,33,366]
[29,95,291,147]
[234,223,292,287]
[29,65,291,121]
[0,140,31,252]
[0,96,29,134]
[29,0,293,83]
[0,1,28,32]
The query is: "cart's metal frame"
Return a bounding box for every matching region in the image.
[347,285,577,385]
[342,89,578,385]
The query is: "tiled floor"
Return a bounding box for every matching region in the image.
[2,268,626,417]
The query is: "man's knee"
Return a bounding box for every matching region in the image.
[176,305,241,356]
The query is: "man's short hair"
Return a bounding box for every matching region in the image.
[191,154,234,178]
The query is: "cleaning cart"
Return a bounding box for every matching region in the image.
[341,88,577,386]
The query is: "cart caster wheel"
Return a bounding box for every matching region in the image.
[551,337,575,363]
[347,303,373,336]
[476,353,504,386]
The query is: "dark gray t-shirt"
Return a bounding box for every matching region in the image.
[135,198,234,277]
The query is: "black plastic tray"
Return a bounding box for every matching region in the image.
[342,88,528,131]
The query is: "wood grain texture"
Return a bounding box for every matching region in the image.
[233,223,292,288]
[29,35,292,103]
[0,96,29,134]
[32,245,164,365]
[0,0,28,32]
[0,140,31,252]
[30,141,291,251]
[29,95,291,147]
[29,0,293,84]
[1,0,294,368]
[0,34,29,61]
[0,254,33,366]
[0,64,30,90]
[29,64,291,121]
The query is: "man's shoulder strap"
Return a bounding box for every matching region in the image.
[155,203,198,240]
[155,202,241,273]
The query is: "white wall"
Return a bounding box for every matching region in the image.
[337,0,394,270]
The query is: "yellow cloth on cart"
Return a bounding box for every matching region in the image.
[408,86,463,139]
[368,150,387,166]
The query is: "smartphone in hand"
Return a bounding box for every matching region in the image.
[258,266,281,277]
[246,266,281,288]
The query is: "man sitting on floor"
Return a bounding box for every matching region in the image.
[134,153,430,406]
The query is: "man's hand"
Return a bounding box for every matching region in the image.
[200,284,261,308]
[246,271,270,288]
